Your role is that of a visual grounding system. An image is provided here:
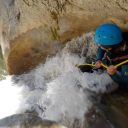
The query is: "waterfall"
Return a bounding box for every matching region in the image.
[0,33,117,128]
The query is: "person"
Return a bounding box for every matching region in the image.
[94,23,128,86]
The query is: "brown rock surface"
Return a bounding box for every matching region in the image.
[7,27,62,74]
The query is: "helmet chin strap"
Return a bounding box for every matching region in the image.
[99,46,112,52]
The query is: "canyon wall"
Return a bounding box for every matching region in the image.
[0,0,128,74]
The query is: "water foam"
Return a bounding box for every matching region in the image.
[11,53,117,127]
[0,34,117,127]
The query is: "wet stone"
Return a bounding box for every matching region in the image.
[101,88,128,128]
[0,113,67,128]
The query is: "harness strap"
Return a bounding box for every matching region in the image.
[112,55,128,62]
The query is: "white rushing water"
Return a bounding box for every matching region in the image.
[0,34,118,127]
[0,76,22,119]
[0,53,117,126]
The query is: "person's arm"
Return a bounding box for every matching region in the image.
[95,47,105,68]
[96,47,105,61]
[111,72,128,84]
[110,65,128,85]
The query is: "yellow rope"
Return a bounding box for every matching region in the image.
[77,59,128,69]
[115,59,128,68]
[101,63,108,69]
[76,63,108,69]
[77,64,95,67]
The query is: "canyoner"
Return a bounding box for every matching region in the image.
[94,23,128,86]
[78,23,128,87]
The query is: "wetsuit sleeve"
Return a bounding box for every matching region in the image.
[96,47,105,61]
[111,65,128,85]
[111,73,124,83]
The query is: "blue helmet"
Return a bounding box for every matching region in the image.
[94,23,123,46]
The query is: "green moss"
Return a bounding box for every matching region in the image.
[50,27,60,40]
[0,48,7,80]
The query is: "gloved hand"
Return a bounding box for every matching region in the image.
[95,60,102,68]
[107,65,117,75]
